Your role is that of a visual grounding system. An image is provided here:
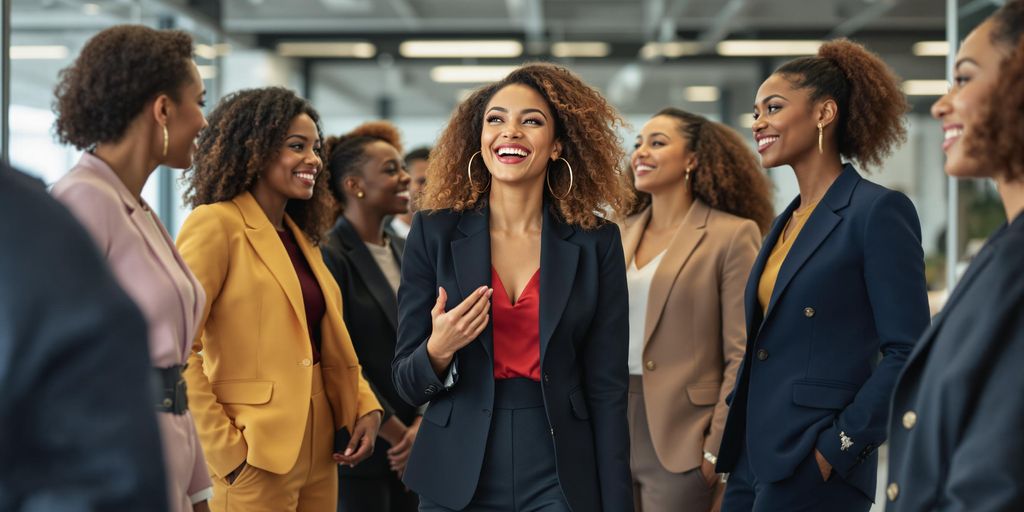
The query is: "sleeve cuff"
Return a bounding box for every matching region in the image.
[190,487,214,504]
[815,423,875,477]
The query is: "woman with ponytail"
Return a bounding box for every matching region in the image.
[620,108,771,512]
[716,40,930,511]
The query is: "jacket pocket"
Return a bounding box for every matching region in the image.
[686,382,721,406]
[423,397,453,427]
[791,379,857,410]
[568,388,590,420]
[213,380,274,405]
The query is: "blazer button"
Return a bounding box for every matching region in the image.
[804,307,815,318]
[902,410,917,429]
[756,349,769,361]
[886,482,899,501]
[162,398,173,408]
[300,358,311,367]
[645,361,656,371]
[543,373,551,385]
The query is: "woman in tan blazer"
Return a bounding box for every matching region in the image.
[621,108,773,512]
[176,87,382,512]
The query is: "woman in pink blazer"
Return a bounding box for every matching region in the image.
[50,25,212,512]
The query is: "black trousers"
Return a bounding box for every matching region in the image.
[419,378,571,512]
[338,471,418,512]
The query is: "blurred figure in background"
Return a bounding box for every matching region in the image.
[388,146,430,240]
[320,121,419,512]
[49,24,212,512]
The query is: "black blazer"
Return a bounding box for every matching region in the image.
[392,203,632,511]
[0,166,168,511]
[886,213,1024,511]
[321,216,413,478]
[717,165,930,500]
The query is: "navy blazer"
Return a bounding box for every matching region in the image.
[717,164,929,500]
[886,213,1024,511]
[392,203,632,511]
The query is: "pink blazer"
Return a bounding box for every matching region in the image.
[52,153,212,510]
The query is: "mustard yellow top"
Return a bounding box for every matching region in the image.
[757,200,820,313]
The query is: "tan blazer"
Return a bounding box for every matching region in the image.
[620,199,760,473]
[176,192,381,478]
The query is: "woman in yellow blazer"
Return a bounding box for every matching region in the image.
[620,108,773,512]
[176,87,382,512]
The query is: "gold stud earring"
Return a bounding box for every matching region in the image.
[817,122,824,155]
[685,167,692,182]
[162,124,169,158]
[356,191,365,199]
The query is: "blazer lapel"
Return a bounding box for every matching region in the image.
[333,217,399,331]
[539,205,580,366]
[450,206,494,359]
[619,207,650,266]
[237,192,308,329]
[643,200,708,348]
[745,200,794,339]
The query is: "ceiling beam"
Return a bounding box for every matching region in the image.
[828,0,900,38]
[385,0,421,29]
[697,0,748,50]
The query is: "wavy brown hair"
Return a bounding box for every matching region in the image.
[323,121,403,208]
[420,62,634,229]
[775,39,909,171]
[53,25,194,149]
[970,0,1024,182]
[182,87,333,243]
[626,108,774,234]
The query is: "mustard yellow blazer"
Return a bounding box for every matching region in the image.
[176,191,380,478]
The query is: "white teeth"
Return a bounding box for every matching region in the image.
[397,191,410,198]
[295,172,316,182]
[635,164,655,172]
[758,136,778,148]
[497,147,528,157]
[944,128,964,140]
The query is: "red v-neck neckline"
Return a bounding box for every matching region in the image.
[491,267,540,307]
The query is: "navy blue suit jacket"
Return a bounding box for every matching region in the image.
[392,203,632,511]
[886,213,1024,511]
[717,165,929,500]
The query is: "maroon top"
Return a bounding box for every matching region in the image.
[277,228,326,363]
[491,267,541,381]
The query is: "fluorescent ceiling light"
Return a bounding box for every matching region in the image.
[194,44,218,60]
[913,41,949,56]
[197,65,217,80]
[551,42,610,58]
[214,43,233,57]
[82,3,100,15]
[717,40,822,56]
[276,42,376,58]
[640,42,701,60]
[684,86,720,102]
[10,45,69,60]
[400,40,522,58]
[431,65,518,83]
[902,80,948,96]
[737,113,755,128]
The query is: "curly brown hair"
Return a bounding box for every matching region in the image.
[52,25,195,150]
[182,87,333,243]
[420,62,634,229]
[970,0,1024,182]
[323,121,403,206]
[775,38,909,171]
[625,108,774,233]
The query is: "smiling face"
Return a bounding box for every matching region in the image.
[631,115,696,195]
[479,83,561,187]
[752,73,822,168]
[931,20,1008,179]
[348,140,411,216]
[254,113,323,202]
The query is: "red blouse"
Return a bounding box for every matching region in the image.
[491,267,542,381]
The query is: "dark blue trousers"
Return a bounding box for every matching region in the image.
[722,444,871,512]
[419,378,571,512]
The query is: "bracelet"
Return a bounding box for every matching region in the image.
[703,451,718,465]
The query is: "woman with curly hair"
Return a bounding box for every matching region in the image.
[887,2,1024,510]
[49,24,212,512]
[319,121,419,511]
[620,108,771,512]
[392,62,635,511]
[716,40,930,512]
[176,87,382,512]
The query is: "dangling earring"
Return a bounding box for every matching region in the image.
[685,167,692,182]
[162,124,169,158]
[546,157,574,200]
[467,151,489,193]
[817,122,824,155]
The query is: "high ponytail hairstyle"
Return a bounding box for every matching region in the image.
[322,121,404,208]
[971,0,1024,181]
[774,39,909,170]
[626,108,774,234]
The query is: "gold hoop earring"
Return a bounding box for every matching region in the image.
[546,157,573,200]
[467,150,489,193]
[162,125,169,158]
[817,122,824,155]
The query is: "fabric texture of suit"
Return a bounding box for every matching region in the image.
[717,164,930,501]
[0,165,168,512]
[886,213,1024,512]
[175,191,381,480]
[619,199,759,473]
[392,203,633,511]
[51,152,212,511]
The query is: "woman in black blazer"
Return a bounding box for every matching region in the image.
[320,122,418,511]
[887,3,1024,510]
[392,63,635,511]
